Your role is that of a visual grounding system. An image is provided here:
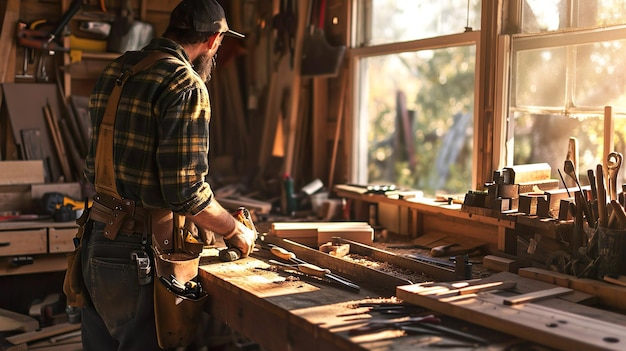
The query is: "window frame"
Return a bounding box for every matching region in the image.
[347,31,482,189]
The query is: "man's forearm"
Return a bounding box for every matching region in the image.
[186,199,236,236]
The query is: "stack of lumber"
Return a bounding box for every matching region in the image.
[270,221,373,247]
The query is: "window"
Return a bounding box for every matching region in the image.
[351,0,481,197]
[508,0,626,184]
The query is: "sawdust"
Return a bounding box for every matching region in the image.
[341,241,493,284]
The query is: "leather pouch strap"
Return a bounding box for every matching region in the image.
[149,208,175,252]
[91,193,139,240]
[94,51,173,198]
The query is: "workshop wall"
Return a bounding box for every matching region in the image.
[1,0,353,210]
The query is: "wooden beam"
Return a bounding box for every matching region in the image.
[0,0,20,83]
[282,0,309,176]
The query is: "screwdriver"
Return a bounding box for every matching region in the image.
[270,246,360,292]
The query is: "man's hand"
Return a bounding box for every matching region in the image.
[223,220,257,257]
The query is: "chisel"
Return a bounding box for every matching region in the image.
[270,246,360,292]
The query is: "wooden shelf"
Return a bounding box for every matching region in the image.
[334,184,516,253]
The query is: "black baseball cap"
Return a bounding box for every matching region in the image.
[169,0,245,38]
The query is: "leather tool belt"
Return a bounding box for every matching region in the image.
[89,192,175,252]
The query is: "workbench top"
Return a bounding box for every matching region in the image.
[197,248,531,351]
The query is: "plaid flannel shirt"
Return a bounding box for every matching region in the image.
[84,38,213,214]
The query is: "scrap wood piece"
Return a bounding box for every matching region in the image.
[0,308,39,333]
[5,322,80,345]
[603,273,626,287]
[397,282,626,351]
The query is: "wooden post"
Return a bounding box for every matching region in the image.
[604,106,614,184]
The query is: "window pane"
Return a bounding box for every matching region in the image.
[513,111,626,186]
[513,48,566,109]
[363,0,481,46]
[522,0,626,33]
[574,39,626,107]
[359,46,475,196]
[522,0,568,32]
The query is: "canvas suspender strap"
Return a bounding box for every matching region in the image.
[94,52,172,197]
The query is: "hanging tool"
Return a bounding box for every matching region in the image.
[270,245,360,292]
[565,159,593,227]
[15,21,34,80]
[587,169,599,224]
[300,0,346,77]
[16,0,83,52]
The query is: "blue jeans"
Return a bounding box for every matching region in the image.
[80,220,164,350]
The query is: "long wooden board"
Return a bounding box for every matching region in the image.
[262,235,411,296]
[519,267,626,311]
[397,279,626,351]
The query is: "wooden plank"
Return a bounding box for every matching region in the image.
[397,281,626,351]
[519,267,626,312]
[0,0,20,83]
[503,287,573,305]
[0,308,39,333]
[43,103,73,181]
[282,0,308,176]
[5,323,80,345]
[263,235,410,296]
[604,273,626,287]
[481,271,596,305]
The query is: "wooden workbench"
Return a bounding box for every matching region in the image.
[198,246,529,351]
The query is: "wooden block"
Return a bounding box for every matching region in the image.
[0,161,44,185]
[31,182,82,201]
[482,255,519,273]
[0,185,32,212]
[317,226,373,246]
[518,179,559,193]
[504,163,551,184]
[318,243,350,257]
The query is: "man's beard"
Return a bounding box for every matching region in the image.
[193,53,216,83]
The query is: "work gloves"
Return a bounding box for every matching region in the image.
[223,220,257,257]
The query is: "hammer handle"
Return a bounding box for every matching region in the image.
[597,164,608,227]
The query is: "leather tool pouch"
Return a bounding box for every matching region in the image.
[63,206,91,308]
[152,214,207,349]
[89,193,138,240]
